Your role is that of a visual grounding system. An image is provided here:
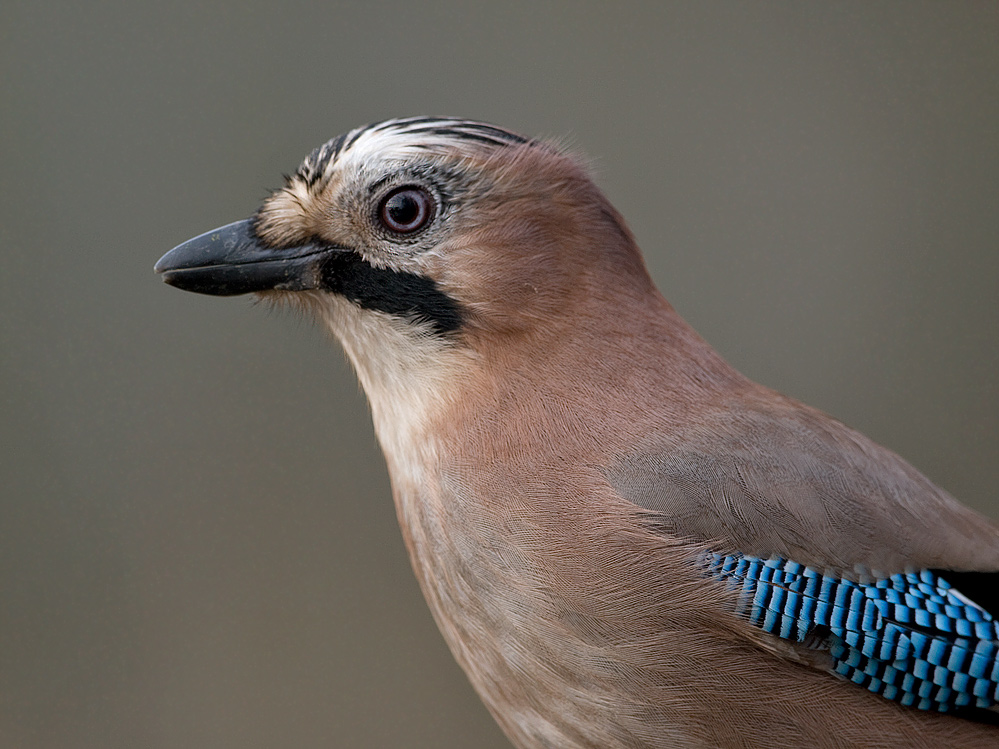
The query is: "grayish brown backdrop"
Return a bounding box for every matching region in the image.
[2,2,997,747]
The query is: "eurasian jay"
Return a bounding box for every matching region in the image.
[155,118,999,748]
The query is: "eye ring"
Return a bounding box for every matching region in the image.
[378,186,435,235]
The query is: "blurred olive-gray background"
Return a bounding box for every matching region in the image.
[2,2,997,747]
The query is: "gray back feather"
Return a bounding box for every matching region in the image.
[605,393,999,574]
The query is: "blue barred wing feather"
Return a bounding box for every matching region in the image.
[704,553,999,712]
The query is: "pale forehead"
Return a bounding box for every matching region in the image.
[295,117,531,191]
[258,118,533,246]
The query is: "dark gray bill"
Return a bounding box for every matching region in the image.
[154,219,343,296]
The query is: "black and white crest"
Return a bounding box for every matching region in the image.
[295,117,531,191]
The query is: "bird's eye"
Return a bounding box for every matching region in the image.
[378,186,435,234]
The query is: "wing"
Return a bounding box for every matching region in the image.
[703,552,999,717]
[605,389,999,574]
[604,388,999,718]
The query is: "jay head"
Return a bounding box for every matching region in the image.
[156,118,999,748]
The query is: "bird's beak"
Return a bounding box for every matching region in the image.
[154,219,344,296]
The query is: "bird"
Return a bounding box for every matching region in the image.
[155,117,999,748]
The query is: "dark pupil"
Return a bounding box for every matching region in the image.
[387,193,421,227]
